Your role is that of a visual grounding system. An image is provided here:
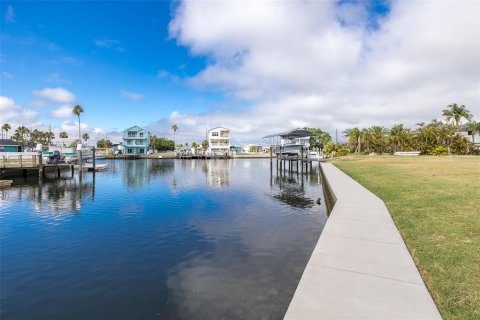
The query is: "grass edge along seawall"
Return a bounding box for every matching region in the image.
[332,156,480,319]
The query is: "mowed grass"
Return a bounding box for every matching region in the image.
[332,156,480,320]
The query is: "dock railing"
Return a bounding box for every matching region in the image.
[0,152,40,168]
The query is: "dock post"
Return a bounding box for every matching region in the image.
[92,147,96,172]
[78,149,83,178]
[301,148,304,175]
[57,166,61,179]
[71,165,74,177]
[38,151,44,181]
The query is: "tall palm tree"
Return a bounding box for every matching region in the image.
[2,123,11,139]
[72,105,84,143]
[171,124,178,144]
[442,103,473,127]
[82,132,90,145]
[59,131,68,147]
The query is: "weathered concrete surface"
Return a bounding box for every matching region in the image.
[284,163,441,319]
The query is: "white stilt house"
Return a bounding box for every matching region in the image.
[207,127,231,156]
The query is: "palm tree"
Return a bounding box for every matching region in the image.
[13,126,30,149]
[82,132,90,145]
[45,131,55,147]
[343,128,361,153]
[171,124,178,144]
[59,131,68,147]
[72,105,84,143]
[442,103,473,127]
[389,124,412,152]
[2,123,11,139]
[367,126,389,154]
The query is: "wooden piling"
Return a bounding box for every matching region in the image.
[92,147,96,172]
[38,151,44,181]
[78,150,83,177]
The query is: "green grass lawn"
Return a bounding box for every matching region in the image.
[331,156,480,319]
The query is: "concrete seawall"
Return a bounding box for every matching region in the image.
[284,163,441,319]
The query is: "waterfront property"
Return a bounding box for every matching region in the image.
[264,128,313,156]
[122,126,151,155]
[207,126,230,156]
[0,139,22,152]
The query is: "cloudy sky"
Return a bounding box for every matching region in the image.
[1,0,479,145]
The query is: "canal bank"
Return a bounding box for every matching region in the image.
[284,163,441,319]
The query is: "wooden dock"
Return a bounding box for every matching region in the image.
[0,150,107,180]
[0,180,13,188]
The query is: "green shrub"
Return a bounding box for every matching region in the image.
[432,146,448,155]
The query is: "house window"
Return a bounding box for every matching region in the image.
[127,148,133,154]
[140,148,145,154]
[139,132,144,137]
[212,132,219,137]
[128,131,136,137]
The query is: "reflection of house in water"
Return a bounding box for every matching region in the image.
[269,174,315,209]
[206,159,231,188]
[123,159,174,188]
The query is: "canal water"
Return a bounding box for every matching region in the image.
[0,159,327,320]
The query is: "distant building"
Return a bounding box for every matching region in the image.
[122,126,151,155]
[242,144,263,153]
[207,126,230,156]
[459,124,480,147]
[0,139,22,152]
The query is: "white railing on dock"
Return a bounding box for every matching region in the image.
[0,152,41,168]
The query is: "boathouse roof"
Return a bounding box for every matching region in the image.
[263,128,314,139]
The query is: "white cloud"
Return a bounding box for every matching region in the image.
[29,100,48,107]
[0,96,38,126]
[5,5,15,23]
[50,105,73,119]
[165,0,480,143]
[32,87,76,103]
[121,90,145,100]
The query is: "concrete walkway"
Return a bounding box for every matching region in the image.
[284,163,441,319]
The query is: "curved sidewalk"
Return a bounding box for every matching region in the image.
[284,163,441,319]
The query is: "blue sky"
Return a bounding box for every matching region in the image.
[1,1,478,144]
[1,1,213,133]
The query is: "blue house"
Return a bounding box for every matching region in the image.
[0,139,22,152]
[122,126,151,155]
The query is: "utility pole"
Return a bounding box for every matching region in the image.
[335,129,338,144]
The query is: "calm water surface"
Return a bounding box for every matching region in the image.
[1,159,327,319]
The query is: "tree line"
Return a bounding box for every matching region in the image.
[337,103,479,156]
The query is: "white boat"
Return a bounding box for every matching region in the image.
[264,128,313,157]
[307,151,325,161]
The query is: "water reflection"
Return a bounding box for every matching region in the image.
[0,175,94,215]
[1,159,327,320]
[268,164,322,209]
